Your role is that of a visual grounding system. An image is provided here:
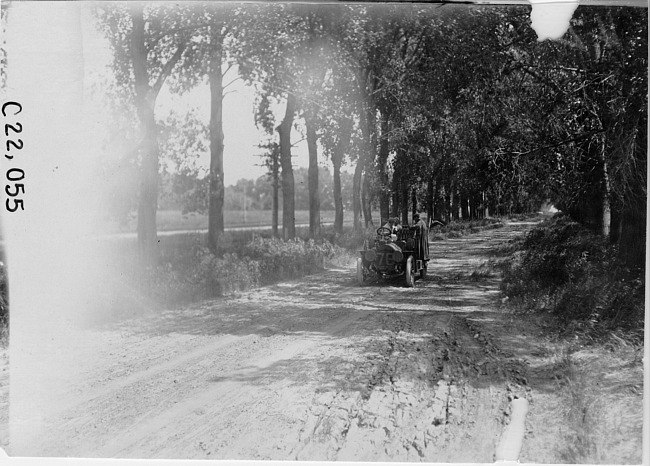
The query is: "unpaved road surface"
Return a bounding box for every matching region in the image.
[5,220,642,461]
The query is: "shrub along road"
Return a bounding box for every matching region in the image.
[7,220,643,462]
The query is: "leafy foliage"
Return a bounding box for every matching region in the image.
[500,215,644,336]
[110,231,348,312]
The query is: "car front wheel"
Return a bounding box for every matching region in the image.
[405,256,415,287]
[357,258,366,285]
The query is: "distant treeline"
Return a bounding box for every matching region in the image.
[158,167,356,213]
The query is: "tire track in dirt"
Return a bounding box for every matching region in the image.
[50,333,245,416]
[27,307,373,458]
[290,311,508,462]
[290,222,540,462]
[105,303,383,459]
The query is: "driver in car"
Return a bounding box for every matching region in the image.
[380,218,399,242]
[383,217,402,233]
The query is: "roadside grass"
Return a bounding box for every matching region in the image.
[551,344,643,464]
[468,261,497,281]
[429,217,504,241]
[498,214,644,339]
[495,213,643,464]
[513,311,643,464]
[87,226,357,324]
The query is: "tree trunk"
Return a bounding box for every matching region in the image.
[600,136,612,237]
[444,189,451,223]
[207,33,225,253]
[411,188,417,222]
[378,114,390,223]
[277,93,297,240]
[271,145,280,238]
[332,117,352,234]
[460,193,469,220]
[356,84,376,230]
[355,106,373,232]
[450,190,457,221]
[426,178,434,226]
[131,8,158,265]
[332,157,343,233]
[353,153,364,232]
[305,114,320,238]
[401,178,409,225]
[391,174,399,218]
[362,171,373,227]
[433,184,440,220]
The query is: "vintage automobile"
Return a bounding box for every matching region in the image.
[357,221,429,287]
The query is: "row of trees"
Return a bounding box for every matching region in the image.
[96,4,647,266]
[158,168,357,213]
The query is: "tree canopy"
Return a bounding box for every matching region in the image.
[96,3,647,266]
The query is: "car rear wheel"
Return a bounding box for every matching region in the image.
[357,258,366,285]
[405,256,415,287]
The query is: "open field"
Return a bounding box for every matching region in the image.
[111,210,383,233]
[114,210,379,233]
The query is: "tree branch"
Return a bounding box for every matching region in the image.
[149,23,210,46]
[510,130,606,156]
[515,64,566,95]
[221,62,236,80]
[152,43,186,97]
[223,89,238,98]
[223,75,242,90]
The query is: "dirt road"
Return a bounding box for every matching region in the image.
[6,219,642,461]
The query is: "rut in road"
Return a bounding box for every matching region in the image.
[12,221,537,460]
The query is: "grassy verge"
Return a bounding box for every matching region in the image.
[469,214,643,463]
[498,214,644,341]
[520,334,644,464]
[558,343,643,464]
[89,228,356,324]
[429,217,504,241]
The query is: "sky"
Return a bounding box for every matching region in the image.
[81,7,317,188]
[83,0,583,187]
[158,78,312,186]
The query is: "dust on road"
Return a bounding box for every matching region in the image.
[7,220,629,461]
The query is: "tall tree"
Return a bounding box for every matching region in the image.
[322,115,355,233]
[206,18,229,253]
[161,4,241,253]
[236,4,340,239]
[98,4,200,263]
[234,4,304,240]
[276,92,297,240]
